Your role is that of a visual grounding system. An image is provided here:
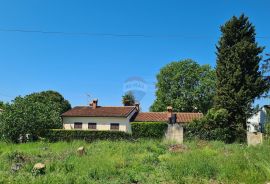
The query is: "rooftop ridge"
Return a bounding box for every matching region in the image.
[73,106,135,108]
[138,112,203,114]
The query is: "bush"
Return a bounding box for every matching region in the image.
[185,108,232,142]
[265,123,270,137]
[131,122,168,139]
[45,129,132,142]
[0,91,71,143]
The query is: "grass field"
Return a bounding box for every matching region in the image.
[0,139,270,184]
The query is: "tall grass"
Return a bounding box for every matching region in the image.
[0,139,270,184]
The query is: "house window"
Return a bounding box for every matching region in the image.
[88,123,97,130]
[110,123,119,131]
[74,122,82,129]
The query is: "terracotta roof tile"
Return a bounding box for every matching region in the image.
[62,106,136,117]
[134,112,203,123]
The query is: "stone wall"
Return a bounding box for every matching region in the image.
[165,124,183,144]
[247,132,263,146]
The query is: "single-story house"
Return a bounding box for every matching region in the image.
[61,99,203,133]
[247,105,269,133]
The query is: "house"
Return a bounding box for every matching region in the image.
[247,105,269,133]
[61,99,203,133]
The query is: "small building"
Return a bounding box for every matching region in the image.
[61,99,203,133]
[62,99,138,132]
[247,105,269,132]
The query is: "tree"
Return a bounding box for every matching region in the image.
[26,90,71,114]
[262,54,270,99]
[150,59,216,113]
[122,92,136,106]
[215,14,269,142]
[0,101,5,110]
[0,91,71,142]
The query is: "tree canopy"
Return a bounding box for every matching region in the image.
[150,59,216,113]
[122,92,136,106]
[215,14,269,141]
[0,90,71,142]
[0,101,5,110]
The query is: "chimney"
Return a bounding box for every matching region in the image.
[135,102,140,112]
[167,106,173,123]
[91,99,98,109]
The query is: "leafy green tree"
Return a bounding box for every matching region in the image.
[0,91,71,142]
[215,14,270,141]
[26,90,71,114]
[122,92,136,106]
[150,59,216,113]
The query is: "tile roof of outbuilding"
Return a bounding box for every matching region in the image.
[134,112,203,123]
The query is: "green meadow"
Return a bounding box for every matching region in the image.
[1,139,270,184]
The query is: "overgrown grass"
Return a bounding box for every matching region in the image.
[0,139,270,184]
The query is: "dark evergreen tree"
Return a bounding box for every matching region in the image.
[215,14,269,142]
[262,54,270,98]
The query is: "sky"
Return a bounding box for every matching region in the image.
[0,0,269,111]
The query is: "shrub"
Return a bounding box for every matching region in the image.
[264,108,270,137]
[265,123,270,137]
[0,91,71,143]
[131,122,168,139]
[45,129,132,142]
[185,108,232,142]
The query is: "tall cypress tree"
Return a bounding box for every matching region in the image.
[215,14,269,141]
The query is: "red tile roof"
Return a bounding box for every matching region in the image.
[61,106,136,117]
[134,112,203,123]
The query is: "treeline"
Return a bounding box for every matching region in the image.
[151,14,269,142]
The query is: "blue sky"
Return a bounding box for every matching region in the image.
[0,0,269,111]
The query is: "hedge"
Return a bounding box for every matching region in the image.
[131,122,168,139]
[45,129,132,142]
[265,123,270,137]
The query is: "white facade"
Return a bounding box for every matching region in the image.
[62,110,136,133]
[247,106,269,132]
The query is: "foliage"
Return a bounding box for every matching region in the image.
[0,91,71,143]
[131,122,168,139]
[185,108,234,142]
[150,59,216,114]
[262,54,270,96]
[0,101,5,110]
[45,129,132,142]
[215,14,270,142]
[26,90,71,114]
[1,140,270,183]
[265,124,270,137]
[266,108,270,124]
[265,108,270,136]
[122,91,136,106]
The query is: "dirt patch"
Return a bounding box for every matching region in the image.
[7,151,30,163]
[169,144,188,153]
[196,140,210,148]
